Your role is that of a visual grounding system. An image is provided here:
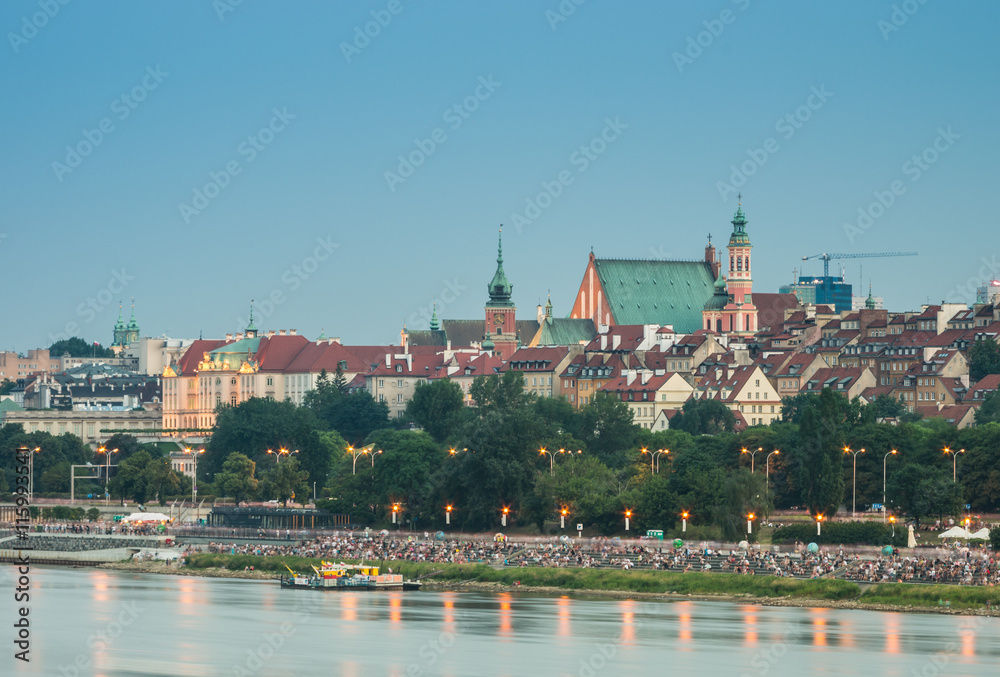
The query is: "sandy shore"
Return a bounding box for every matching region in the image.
[96,561,998,617]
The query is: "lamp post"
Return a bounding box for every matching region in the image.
[446,505,452,525]
[765,450,780,495]
[889,515,895,539]
[97,446,118,505]
[640,448,668,473]
[883,449,897,522]
[943,447,965,483]
[741,447,762,473]
[347,445,369,474]
[370,449,383,468]
[560,508,568,530]
[747,513,754,535]
[844,446,866,517]
[501,506,509,528]
[816,514,824,537]
[182,447,204,513]
[392,503,400,525]
[624,509,631,532]
[448,447,469,457]
[681,511,688,533]
[540,447,554,475]
[28,446,41,503]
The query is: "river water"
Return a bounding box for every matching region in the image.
[10,567,1000,676]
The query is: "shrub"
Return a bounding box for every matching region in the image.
[771,521,906,547]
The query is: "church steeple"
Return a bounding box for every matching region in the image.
[429,303,440,331]
[729,195,751,246]
[486,227,513,307]
[865,283,876,310]
[246,300,258,337]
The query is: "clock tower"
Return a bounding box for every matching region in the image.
[484,228,519,360]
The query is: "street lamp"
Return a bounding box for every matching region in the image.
[816,514,824,537]
[765,450,780,495]
[624,509,632,532]
[560,507,568,529]
[943,447,965,483]
[448,447,469,457]
[889,515,896,539]
[182,447,205,515]
[392,503,400,525]
[97,446,118,505]
[640,448,668,473]
[681,511,689,533]
[747,513,755,535]
[540,447,554,475]
[445,505,452,525]
[883,449,897,522]
[844,446,866,517]
[369,449,383,468]
[741,447,762,473]
[347,445,370,474]
[501,506,509,528]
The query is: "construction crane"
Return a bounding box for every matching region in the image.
[801,251,918,300]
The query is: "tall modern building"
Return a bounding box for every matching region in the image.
[779,276,853,312]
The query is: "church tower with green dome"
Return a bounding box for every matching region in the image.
[112,303,128,348]
[484,228,519,359]
[701,198,758,335]
[125,299,140,344]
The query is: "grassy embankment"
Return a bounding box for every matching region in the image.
[183,553,1000,610]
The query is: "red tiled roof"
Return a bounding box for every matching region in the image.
[255,335,312,371]
[501,346,570,372]
[175,339,227,375]
[367,353,446,376]
[915,403,977,425]
[285,340,372,374]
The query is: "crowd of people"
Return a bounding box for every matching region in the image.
[33,521,162,536]
[845,551,999,585]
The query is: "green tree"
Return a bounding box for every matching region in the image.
[579,392,636,468]
[469,371,534,413]
[39,461,71,493]
[671,397,737,435]
[47,337,114,358]
[974,391,1000,426]
[872,394,905,421]
[95,433,141,464]
[0,379,15,396]
[304,375,390,445]
[109,450,152,504]
[214,452,260,503]
[86,508,100,521]
[405,379,466,443]
[532,456,620,534]
[794,388,846,517]
[969,337,1000,383]
[633,473,679,533]
[713,469,772,541]
[887,463,964,526]
[0,468,8,494]
[261,458,309,505]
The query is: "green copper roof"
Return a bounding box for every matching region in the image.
[594,258,715,333]
[210,336,261,356]
[429,303,440,331]
[729,204,751,246]
[865,284,876,309]
[481,335,495,351]
[535,318,598,346]
[246,301,257,334]
[486,229,514,307]
[126,303,139,331]
[704,269,730,311]
[114,304,126,331]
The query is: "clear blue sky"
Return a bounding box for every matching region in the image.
[2,0,997,352]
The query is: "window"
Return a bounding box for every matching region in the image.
[771,405,775,413]
[378,379,385,388]
[396,365,402,372]
[397,379,404,387]
[397,393,404,403]
[266,377,273,386]
[230,395,237,406]
[231,378,237,385]
[532,377,537,386]
[378,394,384,402]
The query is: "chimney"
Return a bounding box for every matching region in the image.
[537,304,544,324]
[641,371,650,385]
[290,329,297,335]
[278,330,286,336]
[385,354,391,368]
[268,330,276,337]
[626,370,636,386]
[612,335,621,350]
[225,333,233,341]
[601,335,607,351]
[236,332,244,340]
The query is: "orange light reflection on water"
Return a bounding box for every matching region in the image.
[677,601,693,649]
[960,625,975,657]
[810,608,827,647]
[557,597,571,638]
[620,600,635,644]
[499,593,513,638]
[341,594,358,622]
[177,578,200,617]
[443,595,456,629]
[389,595,402,624]
[885,616,900,654]
[742,605,758,646]
[91,571,111,603]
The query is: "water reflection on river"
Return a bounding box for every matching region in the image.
[16,568,1000,676]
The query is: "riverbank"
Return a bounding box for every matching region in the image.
[97,555,1000,616]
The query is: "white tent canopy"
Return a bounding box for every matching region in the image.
[121,512,170,522]
[937,526,972,539]
[970,528,991,540]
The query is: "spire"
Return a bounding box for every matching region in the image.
[430,303,440,331]
[544,292,553,319]
[729,198,750,246]
[126,297,140,332]
[486,225,514,307]
[246,300,257,336]
[115,302,125,331]
[865,282,876,310]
